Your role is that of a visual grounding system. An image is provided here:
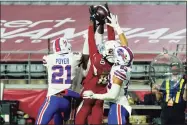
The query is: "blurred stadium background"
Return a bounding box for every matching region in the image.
[0,0,186,124]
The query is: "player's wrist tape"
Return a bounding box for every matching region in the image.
[90,15,96,21]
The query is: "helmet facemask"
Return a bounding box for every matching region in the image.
[103,48,115,63]
[102,40,121,63]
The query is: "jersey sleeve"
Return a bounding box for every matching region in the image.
[113,65,128,81]
[107,25,115,40]
[88,25,98,59]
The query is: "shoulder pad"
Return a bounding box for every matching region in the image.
[112,65,129,81]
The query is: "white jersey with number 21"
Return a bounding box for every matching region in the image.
[43,52,82,96]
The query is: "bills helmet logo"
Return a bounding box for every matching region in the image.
[63,40,67,47]
[117,49,127,60]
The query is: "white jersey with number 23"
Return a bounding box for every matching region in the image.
[107,65,132,115]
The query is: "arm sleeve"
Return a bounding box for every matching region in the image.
[95,28,104,54]
[88,25,98,59]
[114,70,127,81]
[95,31,103,47]
[107,25,115,40]
[93,83,121,100]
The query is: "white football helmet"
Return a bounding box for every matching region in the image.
[52,38,72,53]
[114,46,134,66]
[102,40,121,63]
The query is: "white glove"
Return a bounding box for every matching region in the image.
[106,13,123,35]
[83,90,94,99]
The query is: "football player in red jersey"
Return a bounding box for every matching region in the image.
[75,4,128,124]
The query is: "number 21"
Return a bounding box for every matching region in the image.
[51,65,71,84]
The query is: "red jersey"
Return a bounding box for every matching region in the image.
[82,24,115,93]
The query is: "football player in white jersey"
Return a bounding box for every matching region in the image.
[83,46,134,124]
[83,13,134,124]
[35,37,84,125]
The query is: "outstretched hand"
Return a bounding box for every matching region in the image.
[106,13,120,30]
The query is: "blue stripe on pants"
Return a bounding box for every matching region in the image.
[108,103,129,124]
[35,96,70,125]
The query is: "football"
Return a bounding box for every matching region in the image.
[95,5,108,20]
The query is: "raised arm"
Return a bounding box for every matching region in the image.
[107,25,115,40]
[88,20,98,58]
[81,6,100,71]
[95,25,104,44]
[95,23,106,54]
[106,13,128,47]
